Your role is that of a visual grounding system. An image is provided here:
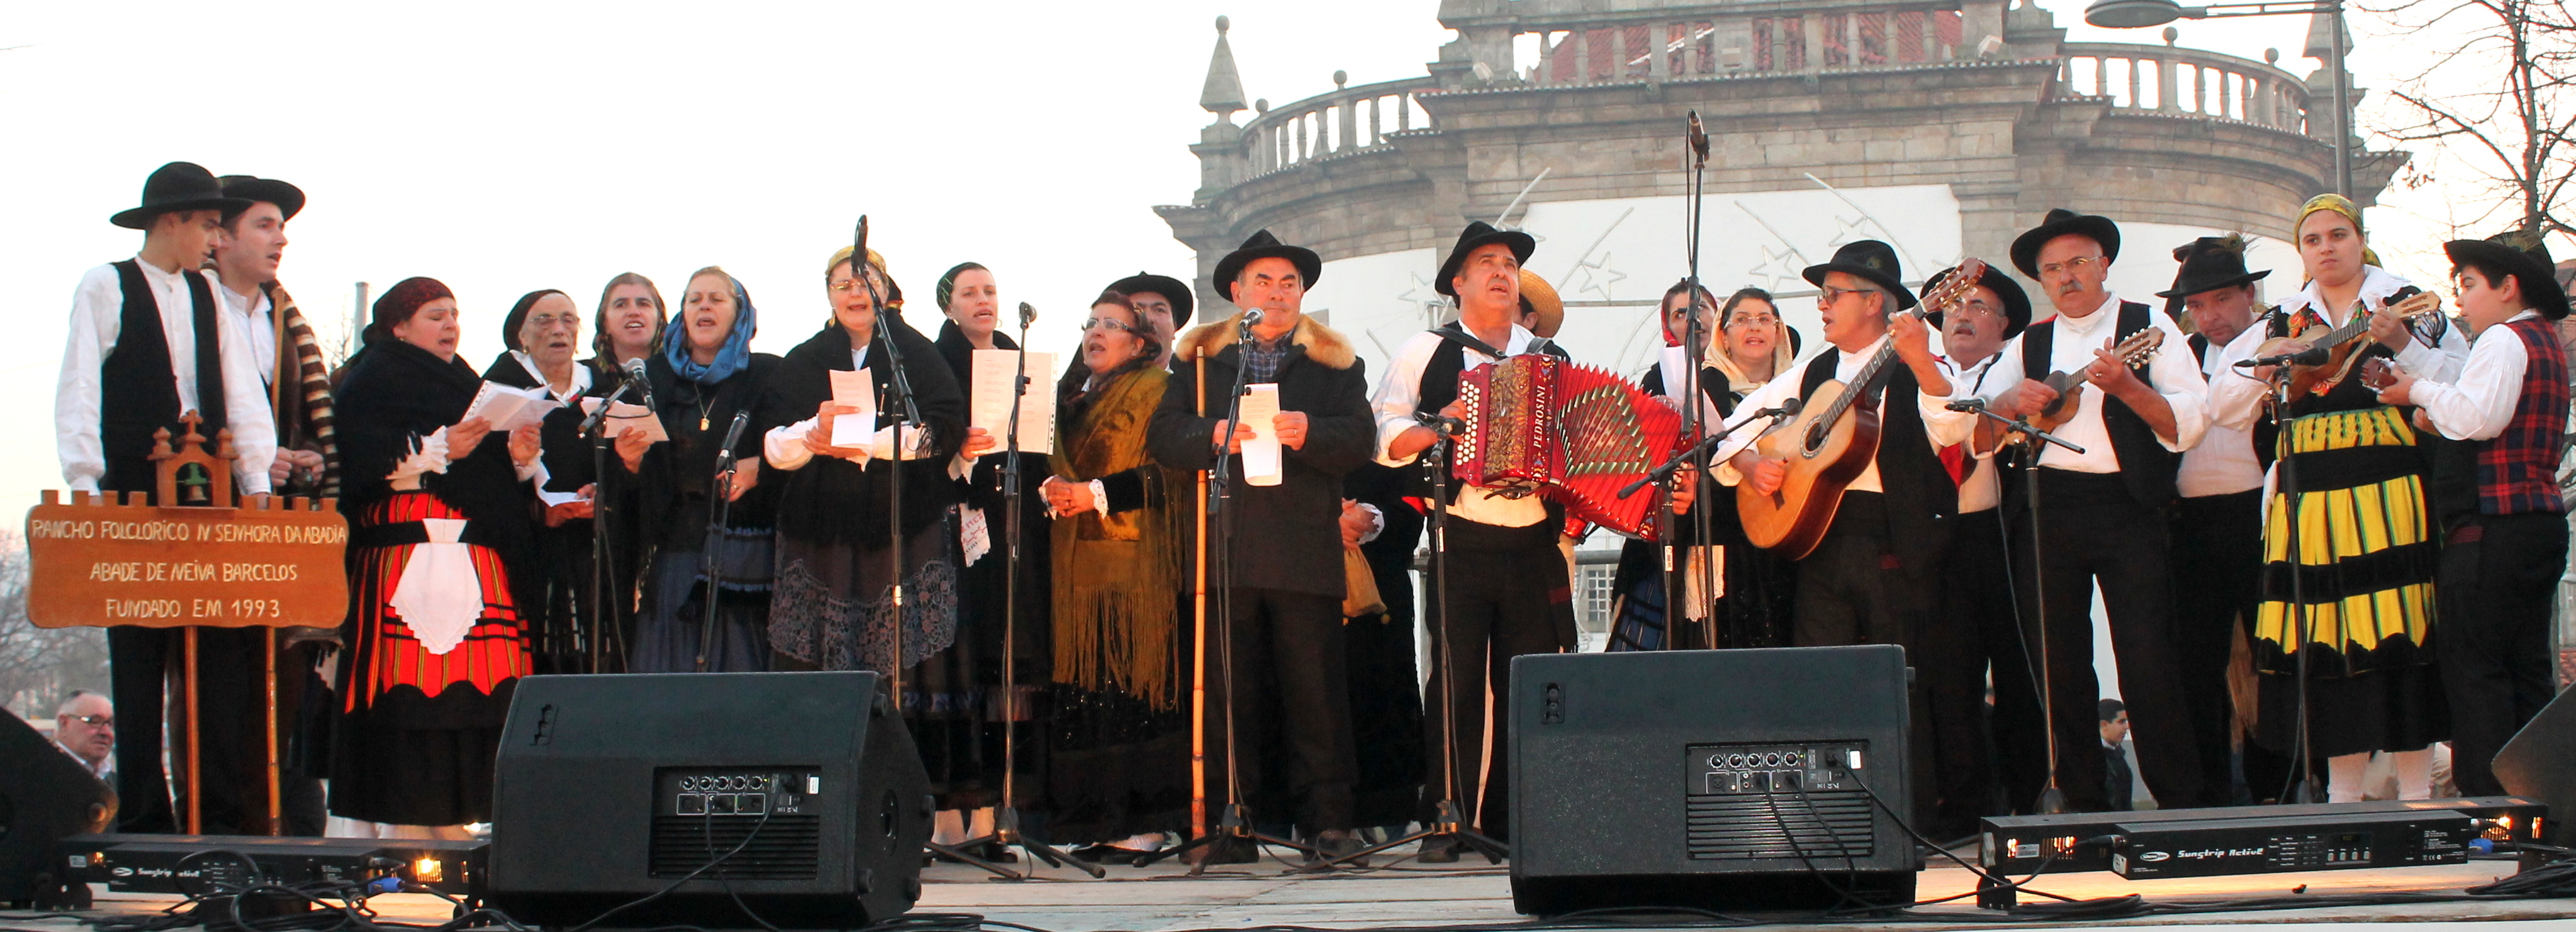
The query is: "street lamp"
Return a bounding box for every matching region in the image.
[2083,0,2353,197]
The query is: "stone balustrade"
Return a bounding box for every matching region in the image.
[1238,77,1438,176]
[1517,7,1971,82]
[2057,42,2313,134]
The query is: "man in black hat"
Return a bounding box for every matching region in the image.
[1713,240,1968,831]
[1980,208,2212,811]
[1149,230,1376,865]
[2371,228,2571,797]
[1107,272,1192,369]
[55,161,281,833]
[2156,233,2276,804]
[1371,221,1598,859]
[1924,261,2039,831]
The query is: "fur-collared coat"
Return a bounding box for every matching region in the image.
[1146,311,1374,598]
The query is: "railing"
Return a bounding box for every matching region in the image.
[2056,42,2312,134]
[1240,76,1438,175]
[1520,7,1969,84]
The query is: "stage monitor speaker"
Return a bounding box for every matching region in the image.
[488,671,931,928]
[1509,645,1918,916]
[2493,682,2575,845]
[0,710,115,907]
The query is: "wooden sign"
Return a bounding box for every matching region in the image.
[25,414,348,630]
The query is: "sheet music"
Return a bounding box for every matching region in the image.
[971,349,1057,455]
[1239,384,1282,487]
[831,369,877,448]
[466,381,563,432]
[578,398,669,443]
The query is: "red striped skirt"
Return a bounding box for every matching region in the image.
[344,491,532,712]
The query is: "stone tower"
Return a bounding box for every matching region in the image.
[1156,1,2403,376]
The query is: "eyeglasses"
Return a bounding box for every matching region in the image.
[1949,300,2002,318]
[828,275,884,294]
[1726,313,1781,328]
[2037,255,2103,277]
[524,313,576,330]
[64,714,111,727]
[1082,317,1137,335]
[1817,286,1880,306]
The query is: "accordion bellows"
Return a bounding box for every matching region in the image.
[1454,355,1684,538]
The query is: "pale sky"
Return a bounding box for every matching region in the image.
[0,1,2525,519]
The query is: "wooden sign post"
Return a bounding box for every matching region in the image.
[26,413,349,835]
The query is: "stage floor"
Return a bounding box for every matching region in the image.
[18,842,2575,931]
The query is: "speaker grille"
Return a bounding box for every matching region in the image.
[649,814,824,879]
[1686,790,1876,860]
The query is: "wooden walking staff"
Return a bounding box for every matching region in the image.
[1190,345,1209,840]
[266,304,291,836]
[22,412,350,837]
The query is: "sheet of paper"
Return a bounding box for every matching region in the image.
[831,368,878,449]
[1238,384,1282,486]
[971,349,1057,455]
[577,397,669,443]
[466,381,563,432]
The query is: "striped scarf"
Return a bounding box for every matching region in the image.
[265,283,340,498]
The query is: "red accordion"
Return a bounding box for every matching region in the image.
[1452,354,1685,538]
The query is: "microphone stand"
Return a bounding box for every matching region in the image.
[1956,402,2083,817]
[1673,110,1717,649]
[1310,421,1506,870]
[847,218,1003,875]
[1145,310,1316,872]
[581,375,642,674]
[2268,367,2321,804]
[1619,404,1801,504]
[949,306,1100,879]
[694,410,749,672]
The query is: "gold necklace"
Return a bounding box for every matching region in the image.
[695,391,716,432]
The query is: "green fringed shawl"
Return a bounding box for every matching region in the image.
[1049,367,1189,707]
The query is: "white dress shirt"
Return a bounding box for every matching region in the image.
[2178,335,2267,497]
[1948,353,2008,513]
[2208,265,2468,434]
[220,284,280,389]
[1711,333,1973,494]
[57,258,277,495]
[1977,292,2208,472]
[1372,325,1550,528]
[2411,311,2544,441]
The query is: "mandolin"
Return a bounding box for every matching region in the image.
[2020,327,2167,438]
[2251,290,2444,398]
[1737,258,1988,559]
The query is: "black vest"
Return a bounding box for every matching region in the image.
[1795,348,1956,574]
[1414,325,1571,546]
[100,260,227,496]
[2018,301,2176,506]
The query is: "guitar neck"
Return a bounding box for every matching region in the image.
[1820,311,1915,424]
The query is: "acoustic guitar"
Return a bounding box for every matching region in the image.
[2020,327,2167,438]
[2251,291,2445,398]
[1736,258,1988,559]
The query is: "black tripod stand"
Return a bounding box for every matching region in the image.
[580,374,646,674]
[946,304,1103,879]
[694,410,751,670]
[1311,421,1504,870]
[1140,313,1317,873]
[2262,366,2323,804]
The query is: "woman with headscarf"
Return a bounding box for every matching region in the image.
[1608,284,1803,652]
[761,247,996,843]
[481,289,615,673]
[1035,291,1190,863]
[929,262,1053,848]
[328,277,543,834]
[621,268,782,673]
[2209,193,2468,802]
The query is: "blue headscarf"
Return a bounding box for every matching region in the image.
[663,272,758,384]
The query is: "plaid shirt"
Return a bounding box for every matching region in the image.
[1241,333,1291,384]
[2477,316,2570,516]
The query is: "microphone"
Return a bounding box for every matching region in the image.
[2235,346,2331,369]
[1946,397,1987,413]
[1018,301,1037,330]
[1686,110,1711,161]
[855,214,869,263]
[1413,409,1469,437]
[1768,396,1804,418]
[622,357,655,409]
[719,409,751,459]
[1241,308,1265,327]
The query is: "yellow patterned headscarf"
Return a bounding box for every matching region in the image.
[2293,193,2383,274]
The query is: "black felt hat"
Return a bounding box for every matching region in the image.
[2445,228,2569,321]
[1923,262,2030,339]
[2010,208,2122,278]
[111,162,250,230]
[1107,271,1196,325]
[1211,230,1323,304]
[1801,240,1917,310]
[1435,221,1537,297]
[2155,234,2270,299]
[216,175,306,222]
